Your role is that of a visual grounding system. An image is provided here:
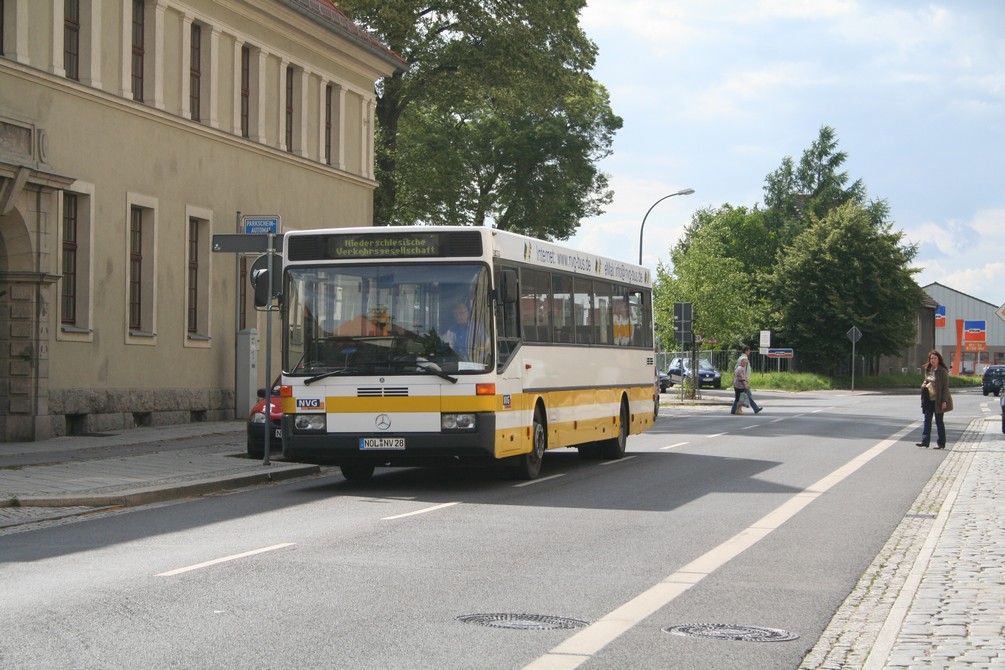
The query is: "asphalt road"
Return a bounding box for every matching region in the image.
[0,389,973,670]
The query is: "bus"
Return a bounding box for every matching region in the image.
[269,226,658,481]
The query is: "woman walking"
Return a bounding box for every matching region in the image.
[916,350,953,449]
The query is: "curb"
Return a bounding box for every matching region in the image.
[10,463,321,509]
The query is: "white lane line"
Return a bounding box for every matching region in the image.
[660,442,689,450]
[600,455,638,466]
[521,422,920,670]
[811,409,823,413]
[705,432,727,438]
[381,501,460,520]
[742,424,759,430]
[770,417,785,423]
[514,474,566,487]
[156,543,295,577]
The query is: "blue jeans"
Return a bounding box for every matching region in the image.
[731,387,761,414]
[921,407,945,447]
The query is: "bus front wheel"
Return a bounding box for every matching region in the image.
[514,407,546,480]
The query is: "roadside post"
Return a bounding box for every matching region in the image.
[847,326,862,391]
[213,215,282,465]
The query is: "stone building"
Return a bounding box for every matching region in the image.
[0,0,404,440]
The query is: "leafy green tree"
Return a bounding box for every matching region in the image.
[654,209,760,350]
[338,0,621,238]
[762,125,869,248]
[764,202,924,373]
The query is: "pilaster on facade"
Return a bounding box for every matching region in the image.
[3,0,30,62]
[364,97,375,180]
[206,27,221,129]
[149,0,166,111]
[51,0,67,78]
[334,83,346,171]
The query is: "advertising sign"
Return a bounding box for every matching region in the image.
[934,305,946,328]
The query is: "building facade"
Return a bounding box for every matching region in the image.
[0,0,403,440]
[923,283,1004,374]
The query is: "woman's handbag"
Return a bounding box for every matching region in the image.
[926,383,936,400]
[739,391,749,408]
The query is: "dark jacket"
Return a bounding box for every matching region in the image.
[922,365,953,414]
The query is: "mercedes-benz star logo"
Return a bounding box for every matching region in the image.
[375,414,391,431]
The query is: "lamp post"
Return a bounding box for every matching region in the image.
[639,188,695,265]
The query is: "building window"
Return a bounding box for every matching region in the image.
[285,65,294,152]
[129,206,143,330]
[62,193,79,324]
[185,207,212,343]
[189,22,201,121]
[126,197,156,340]
[187,218,199,332]
[131,0,144,101]
[64,0,80,80]
[324,83,333,164]
[240,45,250,138]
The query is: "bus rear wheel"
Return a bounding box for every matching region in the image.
[599,399,629,460]
[514,407,546,480]
[340,462,375,482]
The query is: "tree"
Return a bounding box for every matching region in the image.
[653,206,761,350]
[338,0,621,238]
[762,125,869,249]
[764,202,924,373]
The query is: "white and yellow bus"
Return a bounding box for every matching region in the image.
[274,226,657,481]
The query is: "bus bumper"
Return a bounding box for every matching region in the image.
[281,413,498,467]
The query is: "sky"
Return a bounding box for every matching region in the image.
[569,0,1005,307]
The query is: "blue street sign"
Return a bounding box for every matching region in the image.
[766,348,794,358]
[243,215,281,235]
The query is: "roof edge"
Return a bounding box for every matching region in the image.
[277,0,407,72]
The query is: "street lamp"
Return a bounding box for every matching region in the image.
[639,188,695,265]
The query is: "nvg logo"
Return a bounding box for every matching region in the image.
[296,398,323,409]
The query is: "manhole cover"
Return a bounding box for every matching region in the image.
[457,613,588,630]
[663,623,799,642]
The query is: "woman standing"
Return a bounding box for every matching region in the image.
[916,350,953,449]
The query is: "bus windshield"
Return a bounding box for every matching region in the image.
[283,263,493,375]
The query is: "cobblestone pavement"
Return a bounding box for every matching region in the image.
[800,415,1004,670]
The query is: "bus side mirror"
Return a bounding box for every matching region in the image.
[251,269,272,308]
[498,269,519,304]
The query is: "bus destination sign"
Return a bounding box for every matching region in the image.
[326,233,441,259]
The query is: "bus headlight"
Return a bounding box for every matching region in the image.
[442,413,476,431]
[294,414,326,431]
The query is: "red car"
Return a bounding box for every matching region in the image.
[247,388,282,458]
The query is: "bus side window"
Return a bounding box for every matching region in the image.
[552,275,573,344]
[594,282,613,345]
[521,268,552,343]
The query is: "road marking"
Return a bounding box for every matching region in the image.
[742,424,758,430]
[600,455,638,466]
[156,543,295,577]
[382,501,460,520]
[521,422,920,670]
[705,432,726,438]
[660,441,689,450]
[770,417,785,423]
[514,474,566,487]
[811,409,823,413]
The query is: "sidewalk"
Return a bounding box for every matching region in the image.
[0,421,319,528]
[1,410,1003,668]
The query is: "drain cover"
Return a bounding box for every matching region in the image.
[663,623,799,642]
[457,613,588,630]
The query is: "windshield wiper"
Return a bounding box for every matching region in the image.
[387,358,458,384]
[303,368,358,385]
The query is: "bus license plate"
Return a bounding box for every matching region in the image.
[360,437,405,450]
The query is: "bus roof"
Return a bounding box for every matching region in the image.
[283,226,651,289]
